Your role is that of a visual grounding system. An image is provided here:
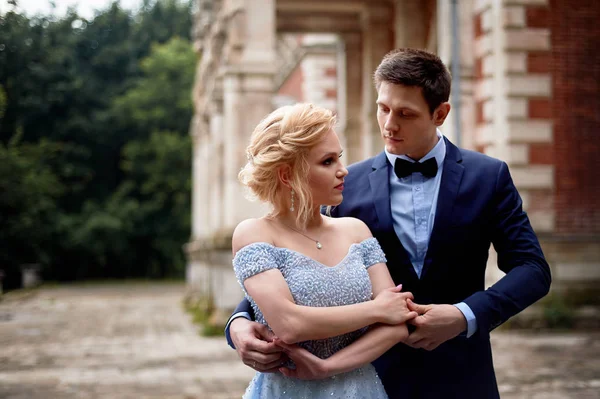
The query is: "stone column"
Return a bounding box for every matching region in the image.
[335,37,348,151]
[361,3,394,159]
[437,0,476,149]
[222,0,276,231]
[394,0,433,49]
[187,118,211,298]
[341,32,363,165]
[208,97,224,235]
[191,116,210,241]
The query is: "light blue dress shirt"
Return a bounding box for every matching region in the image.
[385,130,477,337]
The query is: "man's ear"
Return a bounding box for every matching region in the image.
[277,165,292,188]
[433,102,451,126]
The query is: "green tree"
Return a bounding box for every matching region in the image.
[113,36,197,135]
[111,36,196,278]
[0,1,195,286]
[0,130,65,288]
[119,131,192,277]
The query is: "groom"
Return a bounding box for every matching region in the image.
[225,48,551,398]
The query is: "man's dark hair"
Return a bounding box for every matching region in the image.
[373,48,451,114]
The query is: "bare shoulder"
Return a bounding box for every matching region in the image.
[232,218,275,254]
[328,216,373,242]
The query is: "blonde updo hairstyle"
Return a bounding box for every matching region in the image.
[239,103,337,229]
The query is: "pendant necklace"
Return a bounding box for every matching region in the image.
[279,222,323,250]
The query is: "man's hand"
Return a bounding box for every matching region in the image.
[404,299,467,351]
[273,338,328,380]
[229,317,287,372]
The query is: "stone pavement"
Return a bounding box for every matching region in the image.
[0,283,598,399]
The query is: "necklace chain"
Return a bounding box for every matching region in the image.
[278,221,323,250]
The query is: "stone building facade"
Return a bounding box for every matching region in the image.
[185,0,599,322]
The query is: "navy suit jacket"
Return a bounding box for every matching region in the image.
[227,138,551,398]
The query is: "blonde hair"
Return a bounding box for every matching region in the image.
[239,103,337,229]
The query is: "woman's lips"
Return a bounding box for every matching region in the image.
[335,183,344,191]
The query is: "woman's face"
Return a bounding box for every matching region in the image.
[306,128,348,206]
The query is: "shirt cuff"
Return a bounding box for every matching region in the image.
[453,302,478,338]
[225,311,252,349]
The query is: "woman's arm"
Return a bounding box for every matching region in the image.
[233,219,414,344]
[275,263,415,379]
[275,241,416,379]
[276,322,408,380]
[243,268,412,344]
[324,322,408,376]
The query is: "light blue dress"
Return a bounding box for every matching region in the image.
[232,237,389,399]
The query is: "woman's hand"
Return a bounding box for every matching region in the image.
[273,338,330,380]
[373,285,418,325]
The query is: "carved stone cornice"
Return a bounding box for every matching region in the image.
[183,228,234,261]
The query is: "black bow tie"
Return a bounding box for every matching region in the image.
[394,157,438,179]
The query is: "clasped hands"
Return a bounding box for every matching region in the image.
[229,285,467,378]
[369,285,468,351]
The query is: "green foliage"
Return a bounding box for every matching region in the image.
[0,131,65,287]
[541,293,575,329]
[183,296,226,337]
[0,85,6,118]
[0,1,196,289]
[113,37,197,134]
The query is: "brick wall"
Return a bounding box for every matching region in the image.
[550,0,600,235]
[473,0,554,233]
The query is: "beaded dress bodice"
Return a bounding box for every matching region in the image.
[233,237,386,360]
[232,237,390,399]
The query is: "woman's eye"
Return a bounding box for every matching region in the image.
[323,158,333,165]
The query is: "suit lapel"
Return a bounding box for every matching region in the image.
[368,152,393,232]
[369,152,415,276]
[422,138,464,278]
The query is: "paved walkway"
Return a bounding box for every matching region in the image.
[0,284,598,399]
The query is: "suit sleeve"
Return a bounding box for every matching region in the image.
[463,161,551,333]
[224,299,255,349]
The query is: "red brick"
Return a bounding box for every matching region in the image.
[325,88,337,99]
[476,100,485,124]
[526,6,550,28]
[551,0,600,234]
[474,13,484,38]
[528,98,552,119]
[475,57,484,79]
[529,143,554,165]
[527,52,551,74]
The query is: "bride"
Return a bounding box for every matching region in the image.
[232,103,417,398]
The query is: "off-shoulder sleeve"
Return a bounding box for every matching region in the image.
[359,237,387,269]
[232,242,279,285]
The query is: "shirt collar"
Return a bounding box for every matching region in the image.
[384,129,446,169]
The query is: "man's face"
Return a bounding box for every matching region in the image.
[376,82,448,160]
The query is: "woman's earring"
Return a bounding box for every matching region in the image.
[290,190,295,212]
